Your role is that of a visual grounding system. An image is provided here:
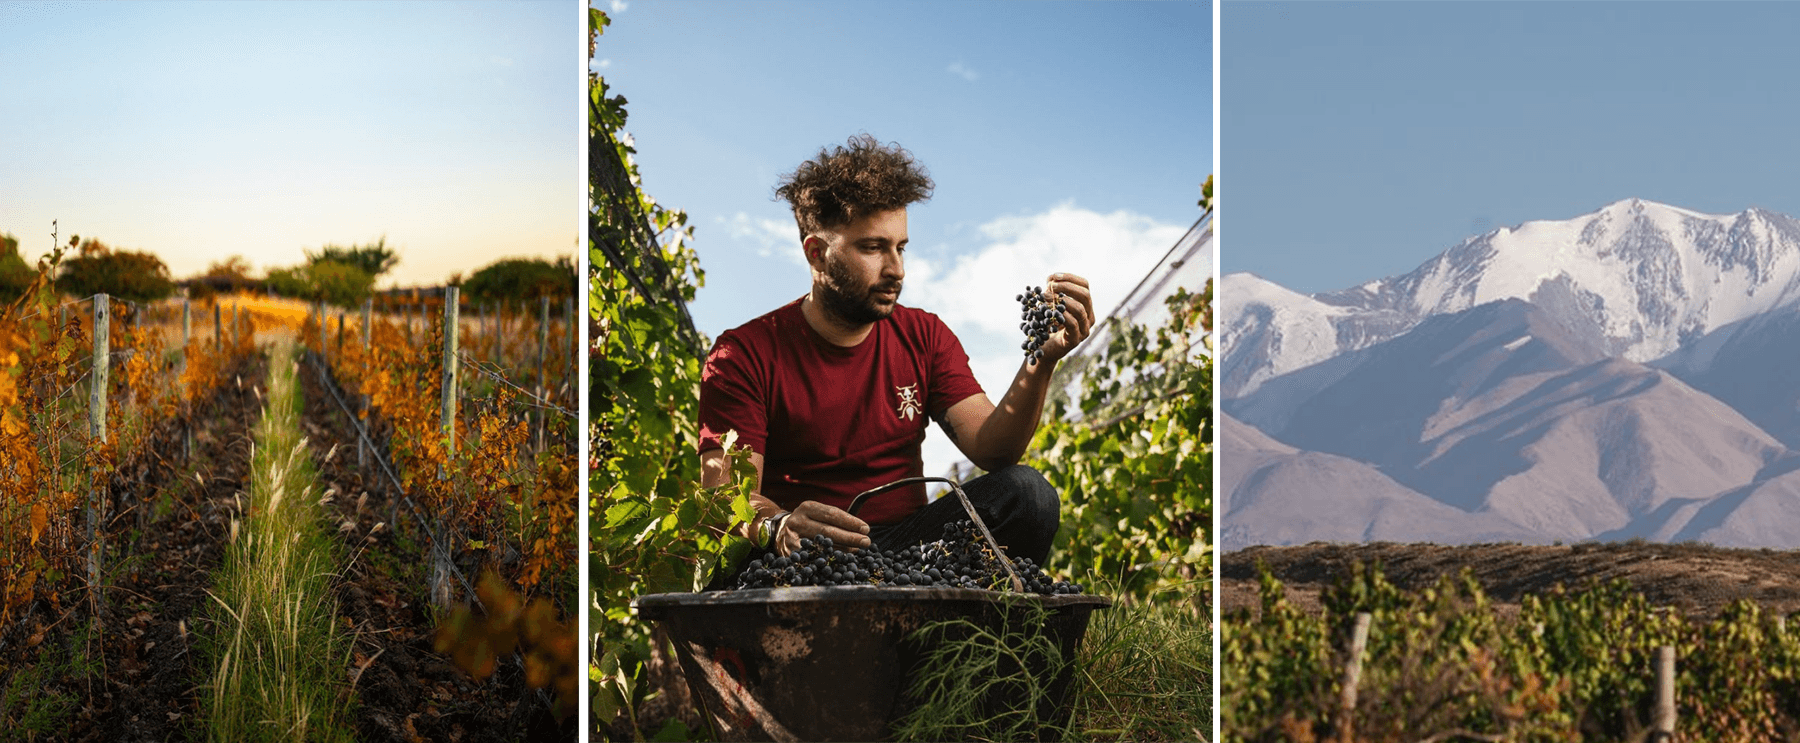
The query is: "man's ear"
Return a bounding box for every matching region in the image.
[802,235,830,269]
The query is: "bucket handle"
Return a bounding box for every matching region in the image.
[846,476,1025,593]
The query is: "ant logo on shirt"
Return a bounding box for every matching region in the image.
[895,384,921,421]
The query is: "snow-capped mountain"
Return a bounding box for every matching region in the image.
[1222,199,1800,549]
[1224,199,1800,400]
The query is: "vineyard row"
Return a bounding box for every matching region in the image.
[1224,564,1800,742]
[305,287,578,606]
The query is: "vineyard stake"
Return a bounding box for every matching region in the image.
[1653,645,1676,740]
[537,294,550,453]
[316,301,328,365]
[1336,611,1372,742]
[214,302,222,351]
[87,294,110,600]
[441,286,460,464]
[337,311,345,356]
[434,287,461,610]
[182,298,191,458]
[181,298,191,369]
[361,298,372,472]
[130,304,141,410]
[493,300,503,365]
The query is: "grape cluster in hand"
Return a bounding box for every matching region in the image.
[1016,286,1066,365]
[731,520,1085,596]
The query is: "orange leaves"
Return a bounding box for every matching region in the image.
[0,331,21,437]
[339,310,574,598]
[433,570,577,719]
[28,502,47,546]
[0,295,259,624]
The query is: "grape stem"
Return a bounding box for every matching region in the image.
[846,476,1026,593]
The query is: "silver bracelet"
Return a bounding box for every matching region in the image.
[761,511,790,550]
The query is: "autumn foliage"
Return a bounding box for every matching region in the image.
[311,298,577,715]
[0,252,254,623]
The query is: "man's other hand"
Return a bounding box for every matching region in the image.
[777,500,873,555]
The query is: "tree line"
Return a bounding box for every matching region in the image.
[0,231,574,306]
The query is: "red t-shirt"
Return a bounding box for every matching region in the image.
[698,297,985,525]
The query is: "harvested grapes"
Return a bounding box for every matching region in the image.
[729,520,1084,595]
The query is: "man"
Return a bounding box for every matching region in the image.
[698,134,1093,568]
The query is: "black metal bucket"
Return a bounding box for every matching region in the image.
[634,586,1111,742]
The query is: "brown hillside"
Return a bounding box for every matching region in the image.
[1221,541,1800,620]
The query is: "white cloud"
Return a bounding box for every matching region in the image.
[610,0,629,14]
[906,203,1188,478]
[596,58,612,69]
[947,61,979,82]
[721,212,802,264]
[907,202,1186,337]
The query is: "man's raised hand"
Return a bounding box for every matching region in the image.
[1036,272,1094,365]
[775,500,873,555]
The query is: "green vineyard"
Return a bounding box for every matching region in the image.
[1225,559,1800,742]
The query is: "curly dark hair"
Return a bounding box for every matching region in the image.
[774,134,935,241]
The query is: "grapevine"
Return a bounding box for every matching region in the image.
[318,299,577,598]
[0,242,256,628]
[1223,563,1800,742]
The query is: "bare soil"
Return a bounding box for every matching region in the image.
[1222,541,1800,621]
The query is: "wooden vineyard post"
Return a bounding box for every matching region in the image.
[440,287,460,464]
[536,295,550,452]
[492,301,503,366]
[336,311,345,356]
[360,299,372,472]
[1336,611,1372,742]
[432,287,460,609]
[181,299,191,369]
[1652,645,1676,741]
[87,295,110,599]
[129,304,142,410]
[214,303,223,351]
[316,302,328,365]
[182,298,192,458]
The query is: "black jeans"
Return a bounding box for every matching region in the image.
[867,464,1061,566]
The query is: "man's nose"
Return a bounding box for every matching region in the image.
[883,250,904,280]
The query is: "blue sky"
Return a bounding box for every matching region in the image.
[0,1,578,287]
[1223,1,1800,294]
[594,0,1210,478]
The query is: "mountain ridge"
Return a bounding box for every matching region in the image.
[1223,198,1800,549]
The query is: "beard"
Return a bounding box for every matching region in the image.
[817,256,901,326]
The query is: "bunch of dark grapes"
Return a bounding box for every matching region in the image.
[1016,286,1065,364]
[731,521,1084,596]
